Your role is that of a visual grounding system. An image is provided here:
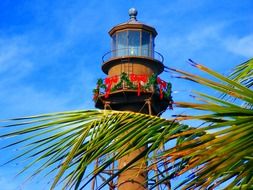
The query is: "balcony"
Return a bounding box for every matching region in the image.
[93,73,172,106]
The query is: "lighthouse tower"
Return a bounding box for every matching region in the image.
[93,8,173,190]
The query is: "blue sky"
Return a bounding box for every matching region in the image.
[0,0,252,189]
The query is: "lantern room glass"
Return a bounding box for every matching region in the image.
[141,31,151,57]
[112,30,154,58]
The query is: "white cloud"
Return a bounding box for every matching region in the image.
[0,86,69,114]
[157,23,225,58]
[157,20,253,64]
[0,36,34,80]
[224,34,253,58]
[186,24,224,47]
[0,38,86,118]
[0,11,98,117]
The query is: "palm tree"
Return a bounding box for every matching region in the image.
[160,58,253,189]
[1,110,186,189]
[1,58,252,189]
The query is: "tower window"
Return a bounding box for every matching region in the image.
[112,30,154,58]
[141,31,151,57]
[128,31,140,56]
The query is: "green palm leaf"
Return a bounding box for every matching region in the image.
[161,59,253,189]
[229,58,253,88]
[2,58,253,190]
[0,110,185,189]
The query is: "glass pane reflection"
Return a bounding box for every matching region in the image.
[128,31,140,56]
[142,31,150,56]
[117,31,127,56]
[112,30,154,58]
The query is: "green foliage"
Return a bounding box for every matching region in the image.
[162,59,253,189]
[0,110,184,190]
[229,58,253,88]
[143,74,157,89]
[1,58,253,190]
[164,82,172,99]
[111,72,136,91]
[93,73,173,103]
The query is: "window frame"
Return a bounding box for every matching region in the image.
[111,29,154,58]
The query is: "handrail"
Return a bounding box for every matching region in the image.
[102,48,164,63]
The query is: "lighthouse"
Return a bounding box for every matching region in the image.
[93,8,173,190]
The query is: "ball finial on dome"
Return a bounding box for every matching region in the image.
[128,8,138,20]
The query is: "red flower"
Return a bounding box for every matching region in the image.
[157,77,167,99]
[129,74,148,96]
[104,76,119,98]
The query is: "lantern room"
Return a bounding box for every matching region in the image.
[102,8,164,77]
[111,29,154,58]
[110,8,155,58]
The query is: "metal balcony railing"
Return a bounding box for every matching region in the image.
[102,48,164,63]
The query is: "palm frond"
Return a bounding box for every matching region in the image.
[2,58,253,190]
[0,110,184,189]
[227,58,253,108]
[229,58,253,88]
[163,60,253,189]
